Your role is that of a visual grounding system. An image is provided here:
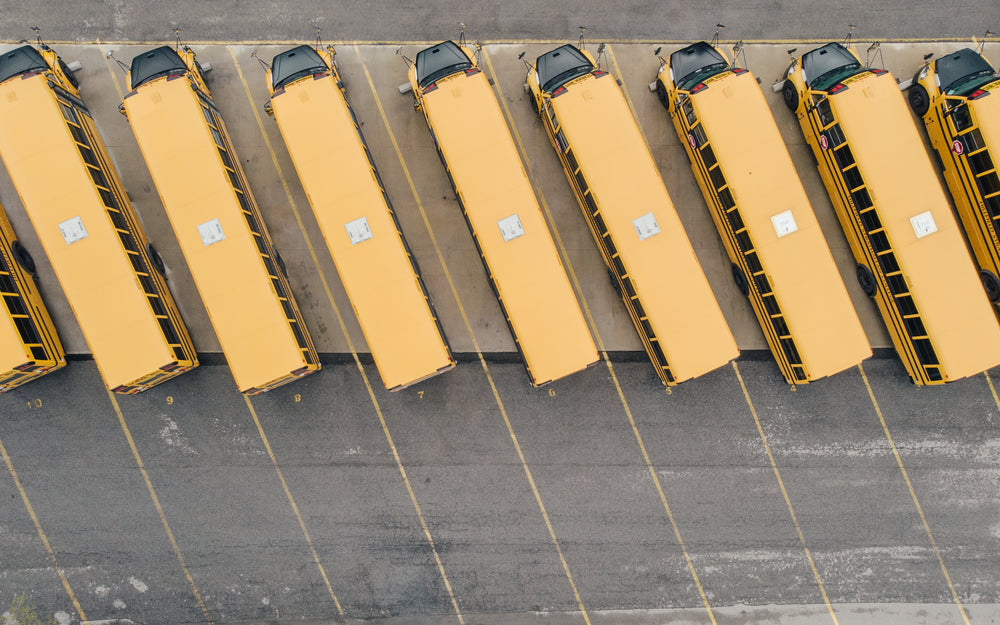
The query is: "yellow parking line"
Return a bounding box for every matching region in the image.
[357,45,591,625]
[0,433,90,624]
[243,397,345,618]
[857,364,971,625]
[98,39,126,100]
[483,46,719,624]
[228,47,463,623]
[984,372,1000,414]
[732,363,840,625]
[106,391,214,625]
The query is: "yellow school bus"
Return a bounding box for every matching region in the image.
[782,42,1000,383]
[122,45,318,394]
[0,43,197,393]
[0,203,65,391]
[407,41,598,386]
[656,41,870,383]
[908,47,1000,305]
[527,43,738,385]
[266,44,454,390]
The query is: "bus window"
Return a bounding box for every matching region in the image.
[122,45,318,394]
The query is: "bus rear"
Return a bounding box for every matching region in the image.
[407,41,598,386]
[658,42,870,383]
[123,46,319,394]
[267,45,454,390]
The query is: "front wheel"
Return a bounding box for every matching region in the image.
[655,80,669,110]
[856,264,877,298]
[908,83,930,117]
[782,81,799,112]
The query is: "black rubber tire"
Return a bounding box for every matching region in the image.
[655,79,670,110]
[980,270,1000,302]
[11,241,36,276]
[147,243,166,276]
[856,264,877,298]
[608,269,622,297]
[782,80,799,112]
[276,252,288,278]
[908,83,930,117]
[731,263,750,297]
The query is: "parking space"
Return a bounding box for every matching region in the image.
[1,38,999,625]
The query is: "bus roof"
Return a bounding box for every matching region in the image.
[0,73,177,387]
[549,67,738,381]
[270,63,453,389]
[421,68,598,383]
[123,74,311,391]
[689,69,869,378]
[831,71,1000,378]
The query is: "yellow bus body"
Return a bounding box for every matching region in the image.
[911,50,1000,307]
[408,42,598,386]
[123,46,318,394]
[785,44,1000,383]
[0,45,197,393]
[527,44,737,385]
[659,46,869,383]
[266,45,454,390]
[0,204,65,391]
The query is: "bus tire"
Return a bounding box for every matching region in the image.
[608,269,622,297]
[856,263,877,297]
[782,81,799,112]
[980,270,1000,302]
[731,263,750,297]
[908,84,930,117]
[12,241,36,276]
[58,58,80,89]
[147,243,166,276]
[655,80,669,110]
[276,252,288,278]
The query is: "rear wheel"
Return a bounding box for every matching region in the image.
[782,80,799,112]
[731,263,749,297]
[856,264,877,297]
[980,270,1000,302]
[58,58,79,89]
[908,83,930,117]
[147,243,166,276]
[12,241,36,275]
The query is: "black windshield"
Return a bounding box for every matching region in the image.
[936,48,997,96]
[414,41,471,89]
[0,45,48,84]
[535,44,593,94]
[270,45,327,90]
[802,43,862,91]
[129,46,186,90]
[670,41,728,91]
